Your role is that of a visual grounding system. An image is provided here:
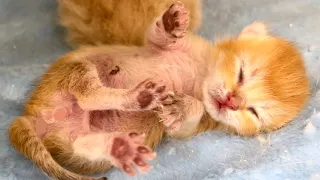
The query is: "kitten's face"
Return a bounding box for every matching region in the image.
[203,23,310,136]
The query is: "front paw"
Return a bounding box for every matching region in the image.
[159,2,190,38]
[124,79,170,110]
[155,94,185,131]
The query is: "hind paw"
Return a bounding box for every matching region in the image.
[108,132,156,176]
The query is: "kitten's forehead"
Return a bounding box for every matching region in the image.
[238,50,267,66]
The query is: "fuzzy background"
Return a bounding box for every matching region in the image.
[0,0,319,180]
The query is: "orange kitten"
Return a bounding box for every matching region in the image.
[202,22,311,136]
[8,2,310,179]
[57,0,202,48]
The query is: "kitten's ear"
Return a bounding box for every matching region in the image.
[238,22,268,38]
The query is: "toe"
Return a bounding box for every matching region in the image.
[137,146,151,154]
[161,97,174,105]
[134,156,152,173]
[156,85,166,93]
[122,163,136,176]
[133,156,147,167]
[128,132,139,138]
[136,146,156,160]
[145,81,156,89]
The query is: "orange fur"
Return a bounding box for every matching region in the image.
[57,0,202,48]
[8,6,310,180]
[202,22,310,136]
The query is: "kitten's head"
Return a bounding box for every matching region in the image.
[203,22,310,136]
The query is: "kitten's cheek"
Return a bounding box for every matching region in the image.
[235,114,260,136]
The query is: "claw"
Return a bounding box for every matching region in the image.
[123,164,136,176]
[137,146,151,154]
[129,132,139,138]
[156,86,166,93]
[160,94,169,101]
[168,91,175,96]
[176,1,184,6]
[155,104,164,111]
[141,133,146,138]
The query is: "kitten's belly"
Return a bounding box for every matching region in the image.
[39,102,157,139]
[89,110,157,134]
[101,57,197,95]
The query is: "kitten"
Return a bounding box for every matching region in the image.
[8,3,309,180]
[202,22,310,135]
[57,0,202,47]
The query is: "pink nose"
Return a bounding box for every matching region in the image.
[222,92,240,110]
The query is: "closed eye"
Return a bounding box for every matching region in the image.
[238,67,244,85]
[248,107,258,118]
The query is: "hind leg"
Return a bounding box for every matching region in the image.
[44,114,165,175]
[70,132,156,176]
[44,132,113,175]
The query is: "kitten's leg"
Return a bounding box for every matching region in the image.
[155,93,205,138]
[65,61,169,111]
[145,2,190,50]
[76,78,169,111]
[72,131,156,176]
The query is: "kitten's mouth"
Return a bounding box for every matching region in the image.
[209,94,223,111]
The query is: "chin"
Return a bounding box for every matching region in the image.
[202,82,223,122]
[203,91,226,123]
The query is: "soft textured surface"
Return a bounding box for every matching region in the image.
[0,0,319,180]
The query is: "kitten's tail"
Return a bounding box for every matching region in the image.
[8,116,107,180]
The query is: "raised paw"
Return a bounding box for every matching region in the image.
[160,2,190,38]
[109,132,156,176]
[124,79,170,110]
[154,94,185,132]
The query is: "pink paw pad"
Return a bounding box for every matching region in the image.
[161,2,190,38]
[127,78,169,110]
[109,132,156,176]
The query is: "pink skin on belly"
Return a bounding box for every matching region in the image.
[36,50,196,141]
[35,92,161,140]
